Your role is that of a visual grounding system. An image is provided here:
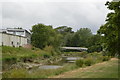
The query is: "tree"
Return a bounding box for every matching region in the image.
[55,26,74,35]
[87,34,103,52]
[64,33,74,47]
[87,34,102,47]
[71,28,92,47]
[97,1,120,56]
[31,24,51,48]
[55,26,74,46]
[31,23,62,49]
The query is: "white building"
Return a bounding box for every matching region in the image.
[0,28,31,47]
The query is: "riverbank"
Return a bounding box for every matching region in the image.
[2,46,115,78]
[51,58,119,78]
[2,46,62,71]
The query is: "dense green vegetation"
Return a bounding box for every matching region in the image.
[31,24,62,49]
[98,1,120,56]
[2,46,62,71]
[75,52,111,67]
[31,24,102,53]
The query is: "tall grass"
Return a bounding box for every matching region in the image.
[2,46,60,70]
[75,52,111,68]
[2,46,57,61]
[3,63,78,78]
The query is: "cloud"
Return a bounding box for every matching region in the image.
[2,0,112,33]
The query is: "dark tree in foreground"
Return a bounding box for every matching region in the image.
[98,1,120,56]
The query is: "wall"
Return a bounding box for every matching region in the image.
[25,30,31,44]
[0,32,27,47]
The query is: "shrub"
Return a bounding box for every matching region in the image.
[43,53,50,58]
[31,47,35,50]
[3,57,17,63]
[76,59,84,67]
[43,46,55,55]
[79,51,88,57]
[102,56,110,61]
[84,58,94,66]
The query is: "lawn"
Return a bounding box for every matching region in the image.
[52,58,119,78]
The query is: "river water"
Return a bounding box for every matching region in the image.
[38,57,81,69]
[39,65,63,69]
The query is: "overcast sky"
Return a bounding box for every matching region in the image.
[1,0,112,33]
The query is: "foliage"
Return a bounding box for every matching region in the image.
[43,46,55,56]
[84,57,94,66]
[31,23,62,49]
[70,28,92,47]
[63,33,74,47]
[97,1,120,56]
[88,45,102,53]
[55,26,74,35]
[55,26,74,46]
[102,56,111,61]
[31,23,99,51]
[55,27,93,47]
[75,52,111,67]
[76,59,84,67]
[87,34,103,53]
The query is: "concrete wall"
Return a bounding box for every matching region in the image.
[0,32,27,47]
[25,30,31,44]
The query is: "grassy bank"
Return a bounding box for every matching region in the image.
[2,46,116,78]
[2,46,61,70]
[2,46,79,78]
[52,58,119,78]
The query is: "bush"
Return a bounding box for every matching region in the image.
[102,56,110,61]
[76,59,84,67]
[43,53,50,58]
[88,45,102,53]
[3,57,17,63]
[84,58,94,66]
[43,46,55,56]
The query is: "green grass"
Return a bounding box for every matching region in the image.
[3,63,78,78]
[75,60,118,78]
[2,46,54,62]
[52,58,119,78]
[1,46,60,71]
